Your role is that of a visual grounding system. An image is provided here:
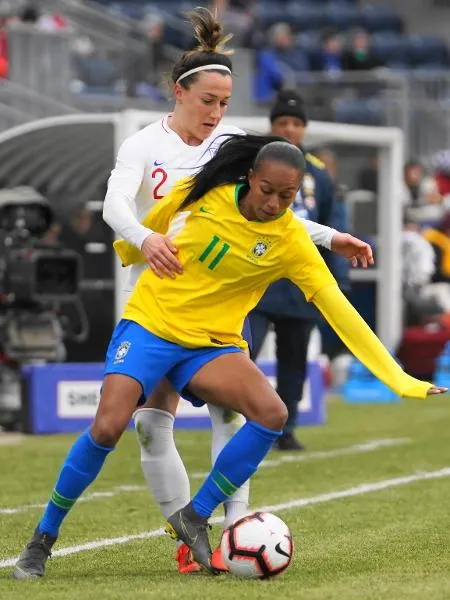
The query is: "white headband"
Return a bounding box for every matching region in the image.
[176,64,231,84]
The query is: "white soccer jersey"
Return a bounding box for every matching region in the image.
[103,115,335,289]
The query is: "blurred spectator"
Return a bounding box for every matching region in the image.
[403,218,435,290]
[357,155,379,193]
[314,147,349,231]
[125,13,168,100]
[19,2,39,25]
[254,23,309,103]
[423,212,450,284]
[342,30,383,71]
[38,12,69,32]
[402,160,439,207]
[311,29,343,74]
[213,0,255,47]
[402,216,439,326]
[432,149,450,203]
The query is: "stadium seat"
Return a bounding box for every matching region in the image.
[334,97,383,126]
[287,3,327,31]
[325,2,362,30]
[361,5,403,33]
[299,0,358,4]
[295,30,321,51]
[371,32,410,65]
[408,35,450,67]
[74,56,120,91]
[255,5,287,30]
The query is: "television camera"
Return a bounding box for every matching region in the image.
[0,187,83,363]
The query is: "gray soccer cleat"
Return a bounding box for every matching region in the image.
[12,528,57,580]
[166,503,217,574]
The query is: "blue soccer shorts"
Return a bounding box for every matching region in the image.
[104,319,243,407]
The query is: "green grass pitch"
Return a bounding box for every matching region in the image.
[1,397,450,600]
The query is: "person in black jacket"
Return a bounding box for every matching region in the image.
[342,30,383,71]
[249,89,349,451]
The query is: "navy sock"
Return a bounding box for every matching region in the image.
[192,420,281,518]
[38,429,114,537]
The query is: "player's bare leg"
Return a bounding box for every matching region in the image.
[167,353,287,573]
[13,375,142,580]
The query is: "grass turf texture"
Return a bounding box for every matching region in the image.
[1,397,450,600]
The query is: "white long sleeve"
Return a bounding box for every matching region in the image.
[298,217,336,249]
[103,136,153,250]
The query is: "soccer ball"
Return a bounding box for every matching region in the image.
[220,511,293,579]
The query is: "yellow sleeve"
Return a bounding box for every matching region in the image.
[113,177,192,266]
[283,219,336,301]
[313,284,432,399]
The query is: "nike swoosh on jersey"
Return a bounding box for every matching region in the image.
[274,542,290,558]
[153,160,164,166]
[199,206,214,214]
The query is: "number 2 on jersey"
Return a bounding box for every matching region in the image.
[199,235,231,270]
[152,167,167,200]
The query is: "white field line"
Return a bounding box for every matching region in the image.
[190,438,410,478]
[0,438,408,516]
[0,434,24,446]
[1,466,450,569]
[0,485,146,516]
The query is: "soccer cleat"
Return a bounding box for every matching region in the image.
[276,431,305,452]
[176,543,202,574]
[211,543,229,572]
[166,503,217,574]
[12,528,57,580]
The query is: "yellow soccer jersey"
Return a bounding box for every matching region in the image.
[115,178,432,399]
[116,179,335,350]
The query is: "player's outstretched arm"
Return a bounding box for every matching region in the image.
[312,283,447,398]
[330,232,374,268]
[299,219,374,268]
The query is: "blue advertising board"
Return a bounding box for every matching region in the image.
[21,360,325,434]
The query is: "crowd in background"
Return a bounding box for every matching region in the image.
[0,1,70,79]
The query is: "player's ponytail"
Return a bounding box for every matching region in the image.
[181,134,305,208]
[188,7,232,55]
[171,7,233,88]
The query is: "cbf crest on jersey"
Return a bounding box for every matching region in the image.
[247,237,273,263]
[114,341,131,363]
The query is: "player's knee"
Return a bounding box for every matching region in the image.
[91,417,124,447]
[256,398,288,431]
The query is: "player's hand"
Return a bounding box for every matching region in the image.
[330,232,374,268]
[141,233,183,279]
[427,386,448,395]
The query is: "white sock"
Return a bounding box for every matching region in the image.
[134,408,190,522]
[207,404,250,530]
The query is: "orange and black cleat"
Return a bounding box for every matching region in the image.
[176,543,202,575]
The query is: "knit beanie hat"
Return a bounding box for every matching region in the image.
[270,89,308,124]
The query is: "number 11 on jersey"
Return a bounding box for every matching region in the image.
[199,235,231,270]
